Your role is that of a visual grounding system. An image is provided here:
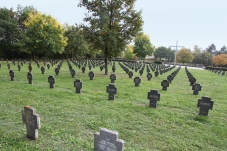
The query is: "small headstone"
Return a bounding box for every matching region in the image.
[71,69,76,78]
[22,106,40,140]
[128,71,133,78]
[82,67,85,73]
[88,71,95,80]
[27,72,33,84]
[147,90,160,108]
[18,64,21,71]
[100,66,103,71]
[7,63,10,70]
[192,83,202,95]
[197,96,214,116]
[112,66,116,72]
[147,72,152,81]
[189,77,196,86]
[28,65,32,72]
[74,79,82,94]
[133,77,141,87]
[48,75,55,88]
[47,64,50,69]
[106,83,117,100]
[9,70,14,81]
[167,75,173,83]
[55,68,59,75]
[41,67,45,74]
[155,71,159,77]
[161,80,169,90]
[94,128,124,151]
[110,74,116,83]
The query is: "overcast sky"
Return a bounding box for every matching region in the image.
[2,0,227,51]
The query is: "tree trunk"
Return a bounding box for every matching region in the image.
[104,46,108,75]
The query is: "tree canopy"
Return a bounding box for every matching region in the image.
[154,46,174,61]
[78,0,143,74]
[133,32,154,59]
[124,45,135,60]
[176,48,194,63]
[212,54,227,66]
[20,12,67,59]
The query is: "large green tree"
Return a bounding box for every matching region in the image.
[64,25,89,58]
[124,45,135,60]
[176,48,194,63]
[133,32,154,59]
[0,7,20,58]
[20,12,67,59]
[154,46,174,61]
[192,45,212,65]
[78,0,143,75]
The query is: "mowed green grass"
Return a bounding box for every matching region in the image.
[0,60,226,151]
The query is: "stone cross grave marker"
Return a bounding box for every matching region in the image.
[17,64,21,71]
[88,71,95,80]
[7,63,10,70]
[100,66,103,71]
[134,77,141,87]
[192,83,202,95]
[106,83,117,100]
[189,77,196,86]
[82,66,85,73]
[55,68,59,75]
[22,106,40,140]
[71,69,76,78]
[155,71,159,77]
[128,71,133,78]
[139,69,143,75]
[112,66,116,72]
[48,75,55,88]
[110,74,116,83]
[28,65,32,72]
[197,96,214,116]
[147,72,152,81]
[47,64,50,69]
[27,72,33,84]
[94,128,124,151]
[37,63,40,68]
[74,79,82,94]
[167,75,173,83]
[161,80,169,90]
[41,67,45,74]
[147,90,160,108]
[9,69,14,81]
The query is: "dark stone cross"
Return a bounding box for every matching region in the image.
[106,83,117,100]
[9,69,14,81]
[189,77,196,86]
[110,74,116,83]
[161,80,169,90]
[17,64,21,71]
[112,66,116,72]
[197,96,214,116]
[41,67,45,74]
[139,69,143,75]
[71,69,76,78]
[88,71,95,80]
[134,77,141,87]
[100,66,103,71]
[147,90,160,108]
[147,72,152,81]
[192,83,202,95]
[37,63,40,68]
[82,67,86,73]
[22,106,40,140]
[27,72,33,84]
[74,79,82,94]
[128,71,133,78]
[155,71,159,77]
[47,64,50,69]
[48,75,55,88]
[7,63,10,70]
[55,68,59,75]
[28,65,32,72]
[94,128,124,151]
[167,75,173,83]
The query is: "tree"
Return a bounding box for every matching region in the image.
[154,46,174,61]
[19,12,67,59]
[0,7,20,58]
[64,25,89,58]
[124,45,135,59]
[78,0,143,75]
[212,54,227,66]
[133,32,154,59]
[176,48,194,63]
[206,43,216,54]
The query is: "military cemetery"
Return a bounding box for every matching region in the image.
[0,0,227,150]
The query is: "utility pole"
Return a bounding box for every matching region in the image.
[170,40,183,65]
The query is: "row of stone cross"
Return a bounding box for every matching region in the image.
[207,68,226,76]
[22,106,124,150]
[185,67,202,95]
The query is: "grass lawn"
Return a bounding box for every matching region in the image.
[0,60,226,151]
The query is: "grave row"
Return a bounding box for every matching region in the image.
[207,68,226,76]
